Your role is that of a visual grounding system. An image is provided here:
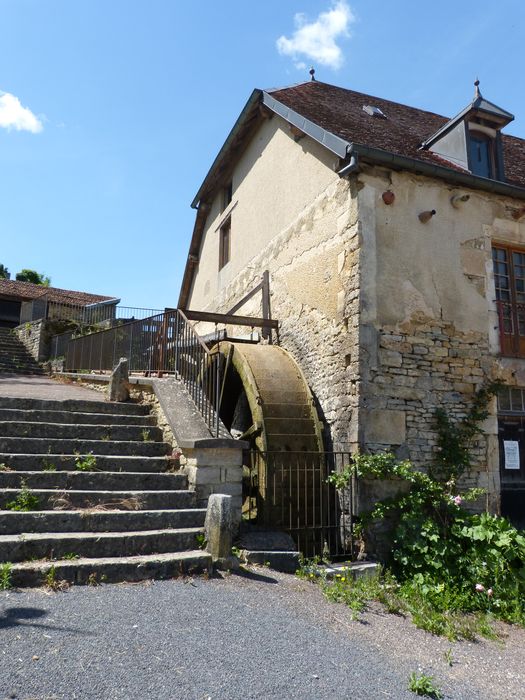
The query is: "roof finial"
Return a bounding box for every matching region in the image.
[309,66,316,81]
[474,77,481,98]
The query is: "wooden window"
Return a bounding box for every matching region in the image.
[219,218,231,270]
[493,244,525,356]
[469,132,494,178]
[222,181,233,211]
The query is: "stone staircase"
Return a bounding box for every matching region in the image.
[0,326,44,375]
[0,395,211,586]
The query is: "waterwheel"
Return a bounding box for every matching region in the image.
[214,342,329,554]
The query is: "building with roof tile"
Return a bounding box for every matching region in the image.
[179,78,525,528]
[0,279,117,328]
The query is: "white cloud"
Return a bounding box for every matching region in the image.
[276,1,355,70]
[0,91,43,133]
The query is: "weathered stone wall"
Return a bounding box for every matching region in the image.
[16,319,79,362]
[15,320,45,361]
[356,165,525,511]
[190,167,362,451]
[363,318,498,508]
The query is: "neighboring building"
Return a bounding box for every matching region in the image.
[179,78,525,528]
[0,279,118,328]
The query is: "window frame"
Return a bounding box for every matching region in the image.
[219,217,231,271]
[493,243,525,357]
[468,130,494,178]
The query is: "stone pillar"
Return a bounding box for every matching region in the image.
[205,494,234,564]
[182,444,243,526]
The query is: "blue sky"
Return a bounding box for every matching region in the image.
[1,0,524,309]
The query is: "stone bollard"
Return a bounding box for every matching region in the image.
[108,357,130,402]
[204,494,238,570]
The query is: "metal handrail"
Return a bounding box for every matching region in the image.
[60,308,278,438]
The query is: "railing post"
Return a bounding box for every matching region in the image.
[128,322,133,371]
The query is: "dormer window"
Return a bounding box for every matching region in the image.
[468,131,493,178]
[420,80,514,182]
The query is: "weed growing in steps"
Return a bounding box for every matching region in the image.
[0,463,13,472]
[87,572,107,586]
[74,452,98,472]
[43,565,69,592]
[408,672,443,698]
[141,428,151,442]
[195,533,207,550]
[0,562,13,590]
[5,480,40,511]
[42,459,57,471]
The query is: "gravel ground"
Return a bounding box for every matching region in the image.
[0,568,523,700]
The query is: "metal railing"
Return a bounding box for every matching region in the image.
[246,450,354,558]
[61,308,277,438]
[19,293,163,326]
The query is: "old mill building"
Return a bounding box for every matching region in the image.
[179,76,525,530]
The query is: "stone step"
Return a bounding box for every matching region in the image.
[0,396,150,415]
[0,488,196,511]
[0,349,40,355]
[0,526,204,561]
[0,349,41,359]
[0,407,157,426]
[0,453,174,472]
[0,507,205,535]
[0,421,164,442]
[0,366,44,375]
[0,470,187,490]
[8,550,212,587]
[0,437,171,456]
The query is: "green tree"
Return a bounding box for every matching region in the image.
[0,264,10,279]
[15,269,51,286]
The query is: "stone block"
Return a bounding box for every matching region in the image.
[205,494,234,563]
[364,409,406,445]
[108,357,130,402]
[379,349,402,367]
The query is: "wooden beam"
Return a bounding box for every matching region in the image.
[183,309,278,330]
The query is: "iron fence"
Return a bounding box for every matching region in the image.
[246,450,354,558]
[63,309,223,436]
[20,294,163,326]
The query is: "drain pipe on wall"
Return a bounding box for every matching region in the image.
[337,147,359,178]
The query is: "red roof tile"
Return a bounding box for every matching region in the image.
[0,279,116,306]
[269,81,525,188]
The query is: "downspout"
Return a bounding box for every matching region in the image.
[337,147,359,177]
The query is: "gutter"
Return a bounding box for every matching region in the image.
[339,143,525,201]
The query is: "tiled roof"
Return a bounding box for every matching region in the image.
[268,81,525,188]
[0,279,116,306]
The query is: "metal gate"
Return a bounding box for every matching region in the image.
[245,450,354,558]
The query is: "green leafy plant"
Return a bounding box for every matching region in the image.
[74,452,98,472]
[141,429,151,442]
[408,672,443,698]
[0,562,13,590]
[320,383,525,636]
[63,553,79,560]
[0,463,13,472]
[5,481,40,511]
[195,533,207,550]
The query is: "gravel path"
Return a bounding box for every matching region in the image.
[0,569,523,700]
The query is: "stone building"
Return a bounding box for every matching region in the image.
[178,78,525,528]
